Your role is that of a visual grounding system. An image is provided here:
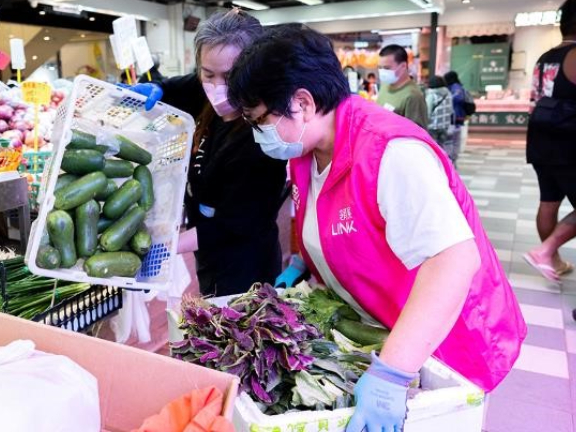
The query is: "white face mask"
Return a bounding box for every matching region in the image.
[379,68,400,85]
[253,115,306,160]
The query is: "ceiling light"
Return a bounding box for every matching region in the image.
[80,33,86,38]
[89,16,95,21]
[297,0,324,5]
[43,36,50,41]
[462,0,471,3]
[231,0,270,10]
[39,10,46,15]
[377,28,422,36]
[32,55,38,60]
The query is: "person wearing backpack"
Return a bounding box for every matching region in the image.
[426,76,455,164]
[444,71,475,163]
[523,0,576,282]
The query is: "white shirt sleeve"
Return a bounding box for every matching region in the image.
[377,138,474,270]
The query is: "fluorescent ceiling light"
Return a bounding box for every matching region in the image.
[232,0,270,10]
[297,0,324,5]
[34,1,151,21]
[376,28,422,36]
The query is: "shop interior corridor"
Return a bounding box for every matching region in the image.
[460,136,576,432]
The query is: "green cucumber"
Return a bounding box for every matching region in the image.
[97,217,114,233]
[115,135,152,165]
[46,210,76,268]
[61,149,105,175]
[36,245,61,269]
[75,200,100,258]
[130,229,152,256]
[54,172,107,210]
[67,130,108,153]
[102,179,142,220]
[103,159,134,178]
[84,252,142,278]
[133,165,154,211]
[94,179,118,201]
[54,174,79,193]
[100,206,146,252]
[334,318,390,347]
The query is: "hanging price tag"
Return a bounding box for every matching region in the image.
[22,82,51,106]
[132,37,154,75]
[9,39,26,70]
[112,16,138,69]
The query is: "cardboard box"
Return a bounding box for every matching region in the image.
[0,313,240,432]
[233,358,484,432]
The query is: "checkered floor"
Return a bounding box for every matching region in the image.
[458,143,576,432]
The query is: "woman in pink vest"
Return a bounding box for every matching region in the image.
[228,26,526,432]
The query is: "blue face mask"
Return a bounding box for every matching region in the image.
[253,115,306,160]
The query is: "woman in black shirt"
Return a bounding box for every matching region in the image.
[131,10,287,296]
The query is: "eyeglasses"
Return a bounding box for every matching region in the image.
[242,109,271,132]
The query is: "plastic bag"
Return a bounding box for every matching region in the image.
[110,290,154,344]
[0,340,100,432]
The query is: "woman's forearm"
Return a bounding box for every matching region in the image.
[380,238,481,373]
[177,228,199,254]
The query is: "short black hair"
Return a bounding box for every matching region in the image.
[560,0,576,37]
[444,71,460,86]
[428,75,447,89]
[367,72,376,79]
[228,25,350,117]
[379,44,408,64]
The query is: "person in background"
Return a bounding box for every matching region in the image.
[229,24,525,432]
[444,71,466,163]
[125,9,287,297]
[138,54,164,83]
[377,44,428,128]
[119,70,130,85]
[523,0,576,282]
[362,72,378,98]
[426,75,455,164]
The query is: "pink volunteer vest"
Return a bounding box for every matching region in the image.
[291,96,526,392]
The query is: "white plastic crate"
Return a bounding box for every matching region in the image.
[204,293,485,432]
[25,75,195,291]
[232,358,484,432]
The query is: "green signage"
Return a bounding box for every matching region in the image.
[469,111,529,127]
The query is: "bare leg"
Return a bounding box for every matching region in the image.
[529,210,576,272]
[536,201,565,270]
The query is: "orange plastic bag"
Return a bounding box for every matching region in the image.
[133,386,234,432]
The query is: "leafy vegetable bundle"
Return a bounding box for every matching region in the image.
[1,255,89,319]
[172,283,322,411]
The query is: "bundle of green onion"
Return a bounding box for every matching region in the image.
[1,256,89,320]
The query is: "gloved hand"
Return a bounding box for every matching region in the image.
[118,83,163,111]
[274,255,307,288]
[347,352,418,432]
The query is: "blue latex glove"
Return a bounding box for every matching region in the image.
[347,352,418,432]
[118,82,163,111]
[274,255,307,288]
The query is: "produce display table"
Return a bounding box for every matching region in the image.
[0,175,30,249]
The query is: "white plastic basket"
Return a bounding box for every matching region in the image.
[25,75,195,291]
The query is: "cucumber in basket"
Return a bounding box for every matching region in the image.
[67,130,109,153]
[75,200,100,258]
[100,206,146,252]
[94,179,118,201]
[115,135,152,165]
[133,165,154,211]
[102,179,143,220]
[61,149,105,175]
[54,172,107,210]
[84,252,142,278]
[46,210,77,268]
[102,159,134,178]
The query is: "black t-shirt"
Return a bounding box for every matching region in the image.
[159,73,288,251]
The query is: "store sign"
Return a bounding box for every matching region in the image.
[469,112,529,127]
[515,11,561,27]
[22,82,51,106]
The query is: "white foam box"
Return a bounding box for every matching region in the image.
[209,294,485,432]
